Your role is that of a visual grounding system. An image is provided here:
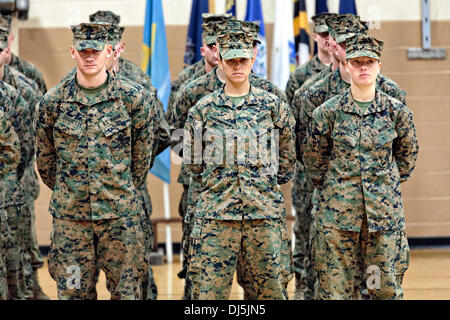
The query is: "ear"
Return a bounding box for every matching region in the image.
[200,45,206,57]
[69,45,77,60]
[105,44,113,58]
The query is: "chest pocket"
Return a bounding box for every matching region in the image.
[54,114,85,139]
[331,127,358,149]
[98,113,131,137]
[373,124,397,149]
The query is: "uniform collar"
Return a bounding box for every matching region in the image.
[342,89,386,116]
[216,83,258,109]
[63,71,121,106]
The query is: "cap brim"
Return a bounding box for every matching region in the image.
[314,25,329,33]
[204,35,216,45]
[74,39,106,51]
[221,48,253,60]
[336,32,356,44]
[346,50,380,60]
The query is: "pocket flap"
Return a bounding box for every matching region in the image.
[99,113,130,137]
[331,127,358,148]
[54,115,85,139]
[373,125,397,148]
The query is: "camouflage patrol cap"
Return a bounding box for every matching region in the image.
[71,23,108,51]
[89,10,120,24]
[333,14,368,44]
[214,19,261,44]
[346,34,384,60]
[312,13,337,33]
[0,25,8,49]
[243,21,261,44]
[201,13,233,45]
[217,32,254,60]
[98,22,124,47]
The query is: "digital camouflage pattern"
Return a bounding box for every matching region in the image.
[312,216,410,300]
[0,207,10,299]
[89,10,120,25]
[0,112,20,177]
[184,85,295,220]
[118,58,153,92]
[217,31,254,60]
[167,59,205,122]
[329,14,368,44]
[346,34,384,60]
[35,73,158,221]
[100,22,124,48]
[169,67,287,286]
[0,82,34,300]
[71,23,108,51]
[48,214,145,300]
[9,53,48,94]
[295,68,407,162]
[311,13,337,33]
[188,218,289,300]
[3,63,47,298]
[0,81,33,206]
[303,89,418,232]
[201,13,232,45]
[285,55,328,106]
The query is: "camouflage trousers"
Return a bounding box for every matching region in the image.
[138,184,158,300]
[0,208,10,300]
[178,184,189,280]
[48,214,146,300]
[86,182,158,300]
[5,204,34,300]
[311,216,410,300]
[27,201,44,271]
[187,218,290,300]
[291,163,314,299]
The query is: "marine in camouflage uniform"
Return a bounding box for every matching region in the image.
[0,113,21,300]
[0,78,34,300]
[184,30,295,300]
[285,13,334,300]
[293,15,408,300]
[35,23,158,300]
[167,13,233,282]
[303,34,418,299]
[0,24,48,299]
[60,20,170,300]
[170,20,288,299]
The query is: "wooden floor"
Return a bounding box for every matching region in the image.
[37,248,450,300]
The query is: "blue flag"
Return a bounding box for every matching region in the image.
[226,0,236,17]
[339,0,357,14]
[184,0,209,65]
[142,0,171,183]
[245,0,267,78]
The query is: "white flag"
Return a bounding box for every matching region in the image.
[271,0,296,89]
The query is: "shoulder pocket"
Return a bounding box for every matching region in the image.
[331,127,358,148]
[373,125,397,149]
[99,113,131,137]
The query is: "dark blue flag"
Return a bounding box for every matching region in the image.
[316,0,329,14]
[339,0,357,14]
[184,0,209,65]
[245,0,267,78]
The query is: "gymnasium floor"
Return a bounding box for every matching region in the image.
[37,248,450,300]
